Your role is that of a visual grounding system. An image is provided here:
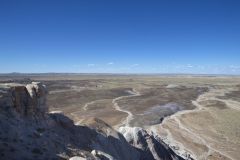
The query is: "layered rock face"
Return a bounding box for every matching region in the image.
[119,127,184,160]
[0,82,48,116]
[0,82,184,160]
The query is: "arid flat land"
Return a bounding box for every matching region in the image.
[1,74,240,160]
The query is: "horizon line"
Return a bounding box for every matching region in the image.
[0,72,240,77]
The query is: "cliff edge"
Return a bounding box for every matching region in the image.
[0,82,184,160]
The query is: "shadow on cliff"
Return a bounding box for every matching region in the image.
[0,82,185,160]
[50,113,184,160]
[49,113,140,160]
[0,110,140,160]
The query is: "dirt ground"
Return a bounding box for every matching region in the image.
[1,74,240,159]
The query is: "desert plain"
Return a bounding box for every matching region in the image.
[1,74,239,160]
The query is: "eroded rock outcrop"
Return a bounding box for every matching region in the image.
[0,82,185,160]
[0,82,47,116]
[119,127,184,160]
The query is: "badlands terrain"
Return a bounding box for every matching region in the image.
[0,74,240,160]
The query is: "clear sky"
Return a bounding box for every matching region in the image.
[0,0,240,74]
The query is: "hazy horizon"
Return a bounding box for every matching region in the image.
[1,72,240,76]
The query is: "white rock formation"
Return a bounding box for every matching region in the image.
[119,126,184,160]
[69,156,87,160]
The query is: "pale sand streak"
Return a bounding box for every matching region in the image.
[112,89,140,127]
[64,86,239,159]
[71,99,105,125]
[149,87,239,160]
[72,89,140,126]
[83,101,97,111]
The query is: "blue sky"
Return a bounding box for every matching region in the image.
[0,0,240,74]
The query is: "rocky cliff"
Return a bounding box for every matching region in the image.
[0,82,48,117]
[0,82,184,160]
[119,127,184,160]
